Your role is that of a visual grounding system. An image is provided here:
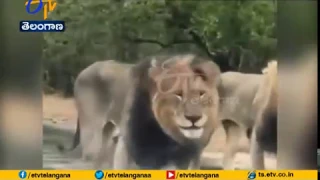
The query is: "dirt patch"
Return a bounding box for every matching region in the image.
[43,94,77,122]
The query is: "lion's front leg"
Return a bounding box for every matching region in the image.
[188,154,201,170]
[113,136,132,169]
[250,127,265,170]
[94,121,119,169]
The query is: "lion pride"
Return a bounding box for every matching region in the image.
[57,54,221,169]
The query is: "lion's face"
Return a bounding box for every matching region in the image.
[147,55,220,145]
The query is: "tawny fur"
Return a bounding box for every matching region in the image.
[218,71,263,170]
[56,60,133,169]
[261,60,278,108]
[250,60,278,170]
[219,60,278,170]
[253,55,317,170]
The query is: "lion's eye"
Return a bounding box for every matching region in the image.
[175,91,183,100]
[200,91,206,98]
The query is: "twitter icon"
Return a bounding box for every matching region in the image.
[95,170,104,179]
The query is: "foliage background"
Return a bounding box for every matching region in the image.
[43,0,276,96]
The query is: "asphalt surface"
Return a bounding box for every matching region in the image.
[43,119,276,170]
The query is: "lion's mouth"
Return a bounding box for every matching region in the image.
[179,126,204,139]
[179,126,202,130]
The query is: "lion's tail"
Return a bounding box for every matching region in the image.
[263,60,278,92]
[262,60,278,108]
[56,117,80,153]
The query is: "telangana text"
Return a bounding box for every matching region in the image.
[20,21,65,32]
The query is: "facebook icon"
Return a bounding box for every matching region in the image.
[19,170,27,179]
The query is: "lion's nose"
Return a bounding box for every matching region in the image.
[184,115,202,123]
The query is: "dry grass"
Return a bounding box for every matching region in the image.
[42,94,250,153]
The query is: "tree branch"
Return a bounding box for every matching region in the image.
[163,0,235,71]
[187,29,216,58]
[128,37,166,47]
[163,0,217,58]
[125,36,195,48]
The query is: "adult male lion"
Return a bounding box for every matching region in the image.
[218,71,263,169]
[112,54,221,169]
[57,60,133,168]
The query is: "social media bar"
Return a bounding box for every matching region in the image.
[0,170,316,180]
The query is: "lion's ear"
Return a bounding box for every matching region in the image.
[148,67,162,83]
[192,61,221,86]
[131,59,154,90]
[131,57,166,93]
[148,58,164,83]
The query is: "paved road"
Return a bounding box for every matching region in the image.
[43,119,276,170]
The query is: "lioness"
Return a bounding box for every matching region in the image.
[250,61,277,169]
[251,54,318,170]
[57,60,133,168]
[112,54,221,169]
[218,71,263,169]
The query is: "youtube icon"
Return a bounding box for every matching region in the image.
[166,170,175,179]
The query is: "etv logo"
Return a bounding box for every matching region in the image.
[21,0,64,32]
[25,0,57,20]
